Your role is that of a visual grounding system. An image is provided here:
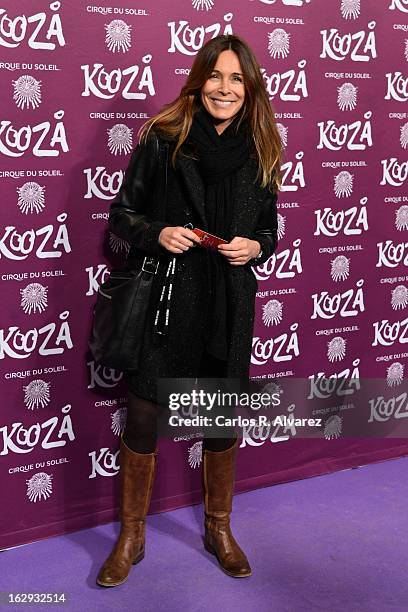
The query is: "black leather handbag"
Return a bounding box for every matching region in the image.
[88,140,168,372]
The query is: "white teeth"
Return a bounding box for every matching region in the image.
[211,99,234,106]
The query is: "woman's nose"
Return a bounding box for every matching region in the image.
[218,79,230,94]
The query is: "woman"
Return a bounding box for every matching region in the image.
[96,33,282,587]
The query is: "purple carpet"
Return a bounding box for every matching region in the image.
[2,456,408,612]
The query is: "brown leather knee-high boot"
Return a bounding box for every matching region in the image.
[96,435,158,587]
[202,438,252,578]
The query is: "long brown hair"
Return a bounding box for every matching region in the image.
[139,34,283,191]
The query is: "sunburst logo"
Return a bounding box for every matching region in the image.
[327,337,346,362]
[400,122,408,149]
[341,0,360,20]
[108,124,133,155]
[396,205,408,231]
[324,415,342,440]
[277,213,285,241]
[20,283,48,314]
[337,83,357,111]
[105,19,132,53]
[23,379,51,410]
[12,75,42,110]
[276,123,288,148]
[268,29,290,59]
[260,381,283,406]
[387,362,404,387]
[109,232,130,255]
[26,472,53,502]
[111,407,127,436]
[391,285,408,309]
[192,0,214,10]
[334,171,354,197]
[262,299,283,326]
[331,256,350,282]
[188,440,203,468]
[17,182,46,215]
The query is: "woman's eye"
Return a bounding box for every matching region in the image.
[208,73,243,82]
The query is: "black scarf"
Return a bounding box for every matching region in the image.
[186,105,251,361]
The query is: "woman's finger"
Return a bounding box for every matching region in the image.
[221,249,249,259]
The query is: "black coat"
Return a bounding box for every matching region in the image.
[108,130,279,404]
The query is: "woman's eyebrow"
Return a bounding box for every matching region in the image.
[211,69,244,76]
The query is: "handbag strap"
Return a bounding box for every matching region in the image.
[141,135,169,273]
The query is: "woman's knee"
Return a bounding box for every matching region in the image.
[123,393,159,453]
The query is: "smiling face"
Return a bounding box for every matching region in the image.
[200,49,246,135]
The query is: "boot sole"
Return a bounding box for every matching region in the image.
[96,550,145,587]
[204,539,252,578]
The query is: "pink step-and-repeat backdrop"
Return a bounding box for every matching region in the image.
[1,0,408,550]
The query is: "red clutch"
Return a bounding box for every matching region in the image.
[192,228,228,250]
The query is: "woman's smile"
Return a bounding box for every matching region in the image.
[210,98,236,107]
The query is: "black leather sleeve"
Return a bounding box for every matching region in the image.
[108,131,169,257]
[249,188,279,267]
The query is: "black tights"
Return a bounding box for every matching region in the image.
[123,352,237,454]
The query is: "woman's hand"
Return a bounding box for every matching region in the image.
[159,226,201,254]
[217,237,261,265]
